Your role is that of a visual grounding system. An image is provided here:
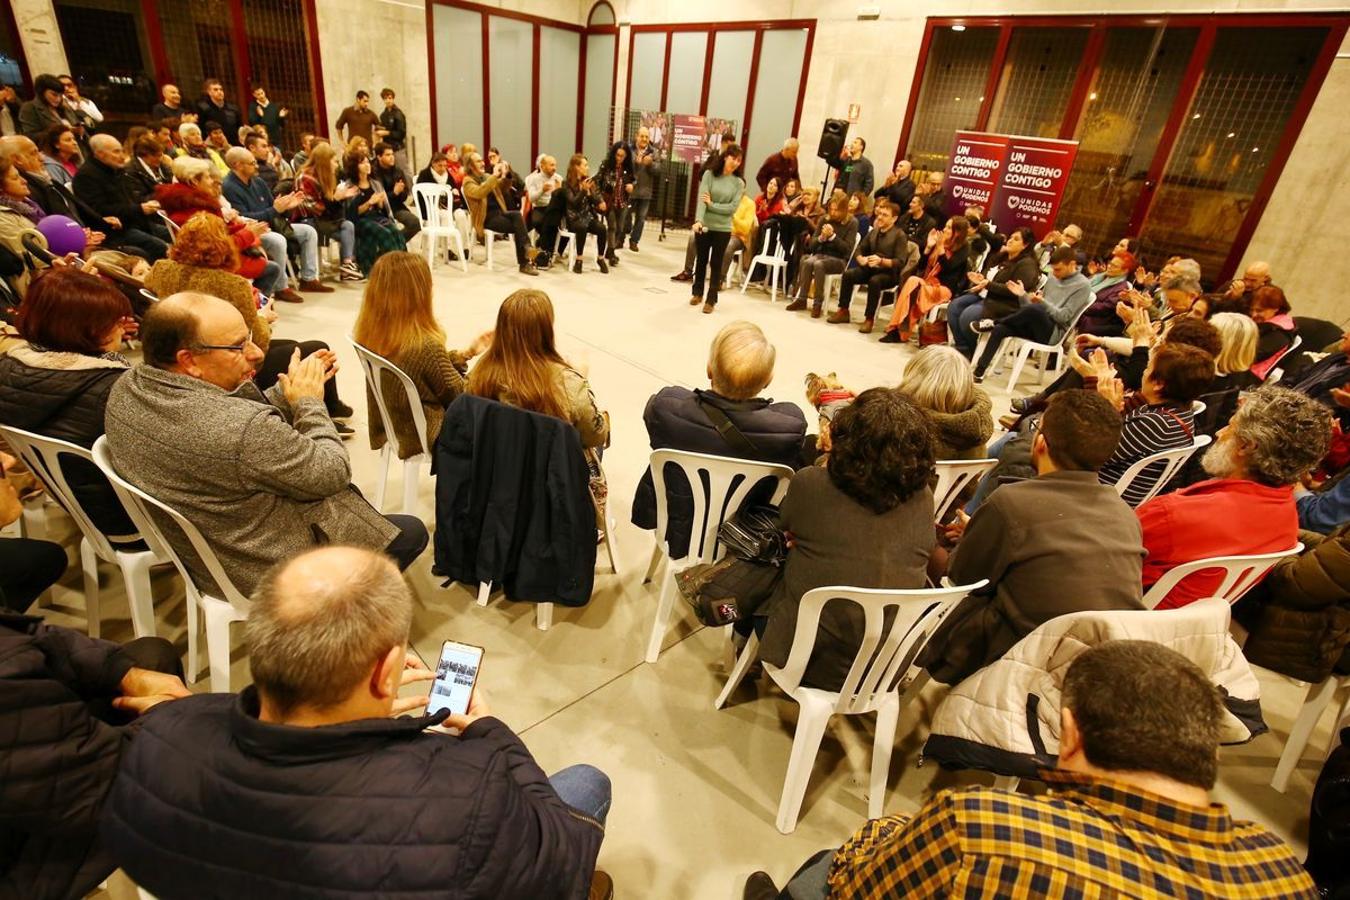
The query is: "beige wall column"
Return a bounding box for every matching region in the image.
[12,0,68,77]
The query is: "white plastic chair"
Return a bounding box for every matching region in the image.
[1272,673,1350,792]
[740,228,790,302]
[553,225,600,271]
[350,339,430,515]
[412,184,467,274]
[1140,543,1302,610]
[1191,399,1207,416]
[1112,434,1211,507]
[716,580,987,833]
[820,233,863,306]
[482,229,515,271]
[722,246,744,289]
[93,437,247,692]
[0,426,171,639]
[643,449,794,663]
[989,296,1094,392]
[932,458,998,524]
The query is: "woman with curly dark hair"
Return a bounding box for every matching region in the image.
[596,141,633,268]
[754,388,937,691]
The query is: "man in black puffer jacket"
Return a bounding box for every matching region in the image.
[0,614,186,900]
[632,321,807,559]
[102,546,611,900]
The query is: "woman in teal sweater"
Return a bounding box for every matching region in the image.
[690,143,745,313]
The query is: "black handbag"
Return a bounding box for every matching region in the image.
[674,504,787,627]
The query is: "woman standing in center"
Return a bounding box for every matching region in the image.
[690,142,745,313]
[468,290,610,519]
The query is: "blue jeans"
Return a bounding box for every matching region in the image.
[627,198,651,247]
[549,764,612,825]
[948,292,985,355]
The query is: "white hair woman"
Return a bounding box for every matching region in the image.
[897,345,993,459]
[708,320,776,399]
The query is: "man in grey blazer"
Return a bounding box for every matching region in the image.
[104,293,426,595]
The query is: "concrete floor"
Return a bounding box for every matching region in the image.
[33,230,1326,898]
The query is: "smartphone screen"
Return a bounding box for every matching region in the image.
[426,640,484,718]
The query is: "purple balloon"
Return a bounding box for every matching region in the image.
[36,215,87,257]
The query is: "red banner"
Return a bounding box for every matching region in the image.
[993,135,1079,240]
[671,114,707,164]
[945,131,1011,220]
[943,131,1078,240]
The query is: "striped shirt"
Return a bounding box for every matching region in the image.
[826,770,1317,899]
[1098,402,1195,506]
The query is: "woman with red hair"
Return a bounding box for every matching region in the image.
[0,267,138,541]
[1077,250,1137,337]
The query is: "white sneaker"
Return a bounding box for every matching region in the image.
[339,261,364,282]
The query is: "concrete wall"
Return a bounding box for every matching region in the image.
[12,0,68,77]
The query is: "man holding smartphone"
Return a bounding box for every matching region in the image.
[104,546,614,899]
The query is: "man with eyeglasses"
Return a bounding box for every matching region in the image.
[104,293,428,596]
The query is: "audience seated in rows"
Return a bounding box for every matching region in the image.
[1215,260,1272,315]
[1250,285,1297,380]
[460,148,536,276]
[0,612,186,897]
[749,642,1318,899]
[826,198,909,333]
[524,153,563,266]
[750,389,935,692]
[632,321,806,558]
[222,145,329,296]
[0,269,139,544]
[371,141,419,242]
[177,122,226,176]
[73,134,169,261]
[948,226,1040,356]
[293,141,362,281]
[338,148,407,275]
[1,135,107,251]
[880,215,972,341]
[970,245,1093,378]
[1138,385,1332,608]
[123,135,171,204]
[144,214,351,426]
[786,194,857,316]
[353,252,489,458]
[157,155,286,297]
[101,546,610,898]
[919,390,1144,685]
[103,292,424,596]
[1076,250,1137,338]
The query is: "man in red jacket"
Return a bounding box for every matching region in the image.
[1137,386,1332,608]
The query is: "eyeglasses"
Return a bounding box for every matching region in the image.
[193,338,253,354]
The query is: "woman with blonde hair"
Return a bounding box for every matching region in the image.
[468,290,609,513]
[146,212,352,426]
[353,252,489,459]
[294,141,362,280]
[897,344,992,459]
[1209,312,1259,388]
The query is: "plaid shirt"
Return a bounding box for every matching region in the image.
[827,770,1317,898]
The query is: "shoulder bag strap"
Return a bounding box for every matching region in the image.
[696,394,762,460]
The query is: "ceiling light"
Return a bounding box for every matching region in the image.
[1192,113,1200,119]
[1088,92,1098,101]
[1251,146,1259,152]
[952,24,966,32]
[1226,132,1235,138]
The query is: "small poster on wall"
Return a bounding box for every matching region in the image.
[671,114,708,163]
[944,130,1079,238]
[638,110,670,154]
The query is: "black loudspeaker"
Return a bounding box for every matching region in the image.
[817,119,849,161]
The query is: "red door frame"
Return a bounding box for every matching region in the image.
[894,12,1350,284]
[624,19,817,159]
[426,0,617,161]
